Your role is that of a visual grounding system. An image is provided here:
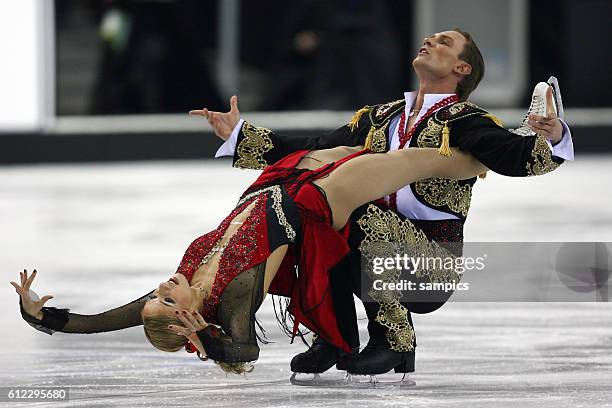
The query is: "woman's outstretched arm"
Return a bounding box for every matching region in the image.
[315,147,487,230]
[12,269,152,334]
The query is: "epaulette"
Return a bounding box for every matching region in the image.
[370,99,406,124]
[435,101,503,126]
[436,101,486,122]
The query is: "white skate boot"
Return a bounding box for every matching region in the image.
[511,76,564,136]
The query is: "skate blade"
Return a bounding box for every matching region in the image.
[345,373,416,389]
[290,372,351,387]
[547,76,565,120]
[290,372,416,388]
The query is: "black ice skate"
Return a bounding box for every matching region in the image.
[339,340,416,387]
[290,337,356,373]
[290,337,359,386]
[345,342,415,376]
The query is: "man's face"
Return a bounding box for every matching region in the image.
[412,30,470,80]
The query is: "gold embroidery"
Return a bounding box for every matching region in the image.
[437,101,485,123]
[368,122,388,152]
[235,122,274,170]
[375,99,404,120]
[414,178,472,217]
[357,205,462,352]
[375,301,415,352]
[417,117,443,148]
[447,102,468,116]
[416,114,472,215]
[237,185,297,241]
[526,134,561,176]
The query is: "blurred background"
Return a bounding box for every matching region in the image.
[1,2,611,405]
[0,0,609,162]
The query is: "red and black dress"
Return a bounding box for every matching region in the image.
[174,149,369,362]
[18,148,368,363]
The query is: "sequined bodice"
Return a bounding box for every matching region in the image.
[175,195,269,322]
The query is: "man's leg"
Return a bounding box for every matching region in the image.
[290,256,360,373]
[344,204,465,375]
[344,204,417,375]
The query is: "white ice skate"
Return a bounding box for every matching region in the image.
[289,372,416,388]
[511,76,564,136]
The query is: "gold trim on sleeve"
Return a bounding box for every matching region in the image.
[235,122,274,170]
[526,134,561,176]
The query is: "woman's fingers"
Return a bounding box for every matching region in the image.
[183,310,204,330]
[176,310,197,332]
[167,324,191,337]
[191,310,209,329]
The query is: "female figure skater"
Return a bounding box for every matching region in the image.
[12,144,486,374]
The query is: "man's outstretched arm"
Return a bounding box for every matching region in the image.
[190,96,371,170]
[453,113,574,177]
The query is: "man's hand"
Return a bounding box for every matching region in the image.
[10,269,54,320]
[528,86,563,144]
[189,95,241,141]
[168,309,209,358]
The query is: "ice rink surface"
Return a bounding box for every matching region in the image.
[1,156,611,407]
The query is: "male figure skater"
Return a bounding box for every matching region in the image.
[194,29,575,377]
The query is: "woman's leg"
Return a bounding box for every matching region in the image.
[262,245,288,296]
[314,147,487,230]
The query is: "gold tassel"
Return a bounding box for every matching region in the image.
[438,121,452,156]
[483,113,503,127]
[349,107,369,131]
[364,126,376,149]
[478,171,487,179]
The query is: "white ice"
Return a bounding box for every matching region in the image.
[0,156,611,407]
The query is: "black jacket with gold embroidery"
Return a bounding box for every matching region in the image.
[230,100,566,220]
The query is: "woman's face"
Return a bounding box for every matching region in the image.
[141,273,197,319]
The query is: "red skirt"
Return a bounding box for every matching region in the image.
[176,149,369,353]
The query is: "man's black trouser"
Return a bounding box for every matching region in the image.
[329,203,464,349]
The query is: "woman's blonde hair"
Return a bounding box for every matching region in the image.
[143,314,255,375]
[143,314,186,352]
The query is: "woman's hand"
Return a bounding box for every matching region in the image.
[10,269,54,320]
[188,95,240,141]
[168,309,209,358]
